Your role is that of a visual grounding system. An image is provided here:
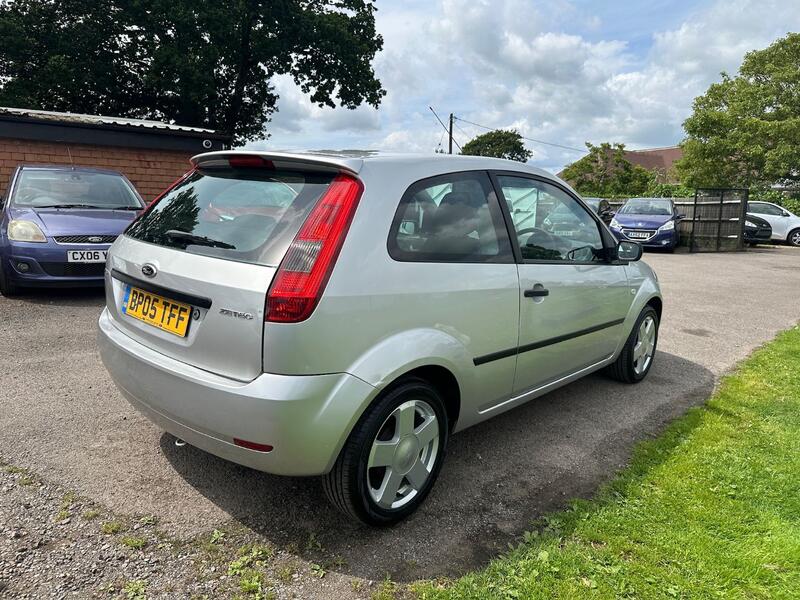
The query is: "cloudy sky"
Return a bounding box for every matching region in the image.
[247,0,800,174]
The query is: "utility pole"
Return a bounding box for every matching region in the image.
[448,113,454,154]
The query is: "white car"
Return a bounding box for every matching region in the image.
[747,201,800,247]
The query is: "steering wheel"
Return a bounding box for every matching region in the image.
[515,226,570,252]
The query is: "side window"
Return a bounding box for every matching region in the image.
[749,202,782,216]
[497,175,604,262]
[388,171,513,263]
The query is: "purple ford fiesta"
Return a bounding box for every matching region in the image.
[0,165,145,295]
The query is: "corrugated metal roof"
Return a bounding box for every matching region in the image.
[0,106,218,134]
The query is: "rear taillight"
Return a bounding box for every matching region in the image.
[266,173,363,323]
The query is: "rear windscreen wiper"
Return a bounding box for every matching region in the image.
[165,230,236,249]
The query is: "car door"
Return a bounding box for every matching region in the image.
[384,170,521,418]
[748,202,787,239]
[492,173,633,397]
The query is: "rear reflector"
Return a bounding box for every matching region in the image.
[266,173,363,323]
[233,438,274,453]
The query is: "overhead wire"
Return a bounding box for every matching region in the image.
[428,106,462,152]
[453,116,587,154]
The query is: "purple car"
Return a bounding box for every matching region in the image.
[0,165,145,295]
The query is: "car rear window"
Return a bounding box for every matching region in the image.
[125,168,334,266]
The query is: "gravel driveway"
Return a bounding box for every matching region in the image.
[1,247,798,595]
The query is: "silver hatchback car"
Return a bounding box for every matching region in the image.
[99,151,662,525]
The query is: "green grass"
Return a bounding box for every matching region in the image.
[416,326,800,599]
[122,579,147,600]
[100,520,125,535]
[120,536,147,550]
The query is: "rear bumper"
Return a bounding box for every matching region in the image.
[98,308,376,476]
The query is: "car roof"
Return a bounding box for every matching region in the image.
[18,164,128,177]
[192,150,558,180]
[625,197,674,202]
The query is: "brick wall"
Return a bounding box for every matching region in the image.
[0,138,196,201]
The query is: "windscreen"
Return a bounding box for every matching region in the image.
[619,199,672,215]
[12,169,142,209]
[125,168,335,266]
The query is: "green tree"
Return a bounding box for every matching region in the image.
[460,130,532,162]
[0,0,385,143]
[560,142,652,197]
[676,33,800,189]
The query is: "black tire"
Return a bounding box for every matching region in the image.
[788,228,800,247]
[322,377,449,526]
[606,306,659,383]
[0,263,20,297]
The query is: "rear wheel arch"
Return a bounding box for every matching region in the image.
[398,365,461,432]
[646,296,662,320]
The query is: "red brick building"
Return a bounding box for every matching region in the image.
[0,107,231,201]
[623,146,683,183]
[558,145,684,185]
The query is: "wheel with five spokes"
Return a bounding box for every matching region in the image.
[322,377,448,526]
[606,305,659,383]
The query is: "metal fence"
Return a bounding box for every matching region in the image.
[685,189,749,252]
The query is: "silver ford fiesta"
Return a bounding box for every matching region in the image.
[98,151,662,525]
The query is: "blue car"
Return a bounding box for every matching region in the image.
[609,198,684,251]
[0,165,145,295]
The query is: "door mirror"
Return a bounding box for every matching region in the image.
[616,240,643,262]
[781,211,791,217]
[676,213,686,220]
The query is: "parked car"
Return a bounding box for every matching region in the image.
[583,197,615,224]
[98,152,662,525]
[743,214,773,245]
[0,165,145,295]
[542,197,614,233]
[747,201,800,247]
[609,198,684,251]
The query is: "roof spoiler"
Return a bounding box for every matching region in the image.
[191,151,362,175]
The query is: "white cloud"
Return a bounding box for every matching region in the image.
[249,0,800,173]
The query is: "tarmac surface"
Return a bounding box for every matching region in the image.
[1,246,798,582]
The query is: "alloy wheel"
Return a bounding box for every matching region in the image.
[632,315,656,375]
[367,399,440,510]
[790,230,800,247]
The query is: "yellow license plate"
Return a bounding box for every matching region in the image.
[122,285,192,337]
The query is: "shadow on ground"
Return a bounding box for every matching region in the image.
[160,350,713,582]
[8,286,105,307]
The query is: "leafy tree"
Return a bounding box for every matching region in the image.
[0,0,385,143]
[642,181,695,198]
[560,142,652,197]
[676,33,800,189]
[460,130,532,162]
